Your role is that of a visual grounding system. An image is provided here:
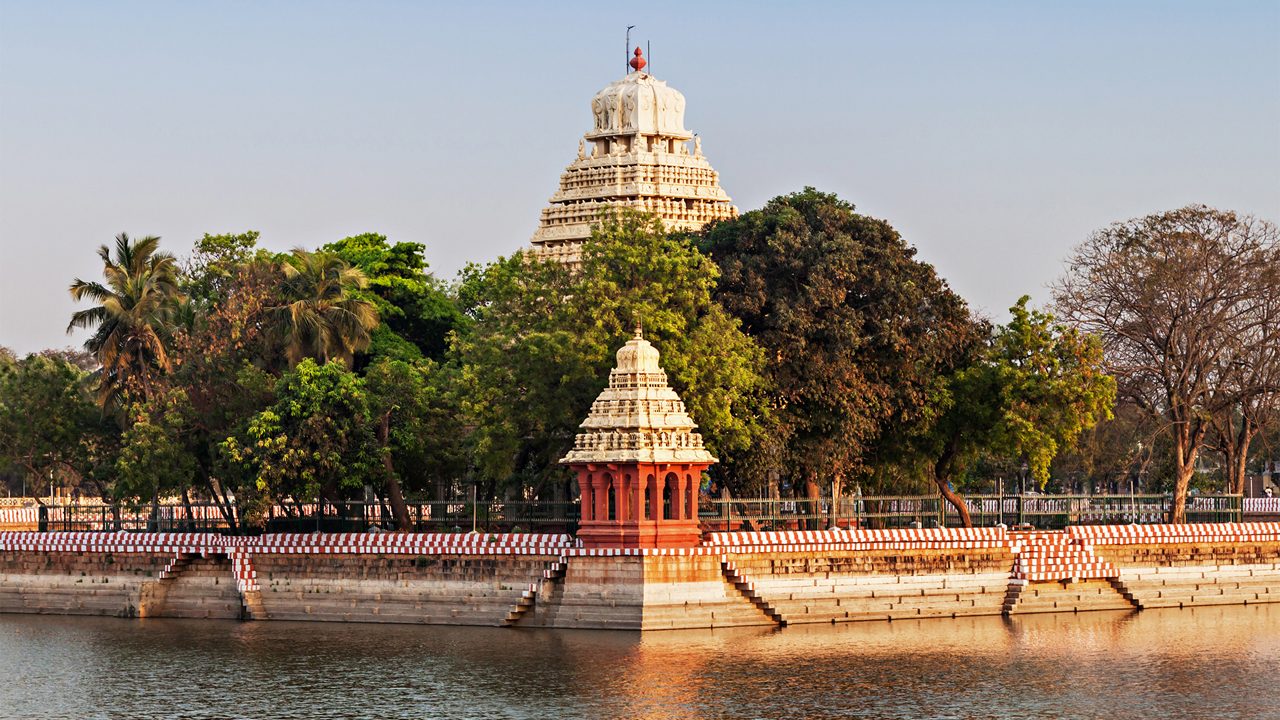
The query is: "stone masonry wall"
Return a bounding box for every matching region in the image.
[728,548,1015,624]
[1095,541,1280,609]
[254,554,556,625]
[0,552,169,618]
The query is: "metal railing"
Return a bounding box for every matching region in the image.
[0,493,1245,534]
[10,500,581,534]
[699,493,1243,531]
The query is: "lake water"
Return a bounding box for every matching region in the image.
[1,605,1278,719]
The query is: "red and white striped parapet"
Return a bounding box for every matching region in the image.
[701,526,1010,552]
[1067,522,1280,545]
[0,531,577,557]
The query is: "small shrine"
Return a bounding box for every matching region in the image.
[560,330,717,548]
[529,47,738,266]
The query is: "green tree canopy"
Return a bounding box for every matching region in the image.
[0,353,117,501]
[364,357,467,526]
[453,210,772,498]
[322,233,462,362]
[916,297,1116,525]
[221,359,378,525]
[698,188,978,497]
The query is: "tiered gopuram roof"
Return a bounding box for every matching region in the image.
[560,330,717,466]
[530,48,737,266]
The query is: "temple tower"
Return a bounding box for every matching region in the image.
[530,48,738,266]
[561,330,717,548]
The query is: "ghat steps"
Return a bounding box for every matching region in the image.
[721,559,786,626]
[502,556,569,627]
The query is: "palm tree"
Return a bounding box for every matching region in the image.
[67,233,183,406]
[269,249,378,368]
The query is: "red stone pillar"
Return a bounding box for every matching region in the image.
[577,471,592,521]
[650,468,660,517]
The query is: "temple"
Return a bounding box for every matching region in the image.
[529,48,738,266]
[560,329,716,548]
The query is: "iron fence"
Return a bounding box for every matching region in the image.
[1,492,1244,534]
[698,493,1242,531]
[18,500,581,534]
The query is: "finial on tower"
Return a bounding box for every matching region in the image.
[633,320,644,340]
[629,46,647,73]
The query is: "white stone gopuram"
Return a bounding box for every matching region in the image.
[529,48,738,266]
[561,329,716,548]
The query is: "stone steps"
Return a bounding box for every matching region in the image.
[1006,580,1135,614]
[721,560,786,626]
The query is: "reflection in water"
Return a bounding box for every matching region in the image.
[0,605,1277,719]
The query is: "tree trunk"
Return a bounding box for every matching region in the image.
[934,476,972,528]
[1231,418,1257,495]
[933,445,972,528]
[1169,418,1206,524]
[200,467,238,534]
[180,487,195,531]
[830,476,844,529]
[377,410,411,531]
[149,486,161,532]
[804,475,822,531]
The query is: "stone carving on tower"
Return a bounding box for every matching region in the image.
[561,329,717,548]
[529,48,738,266]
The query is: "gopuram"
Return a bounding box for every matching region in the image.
[528,47,737,266]
[561,329,716,549]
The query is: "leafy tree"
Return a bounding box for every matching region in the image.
[322,234,463,362]
[182,231,262,305]
[364,358,467,528]
[221,360,378,526]
[698,188,977,503]
[0,353,116,501]
[913,298,1115,525]
[114,390,197,519]
[158,259,279,530]
[454,210,772,498]
[266,249,379,369]
[67,233,183,405]
[1055,206,1279,522]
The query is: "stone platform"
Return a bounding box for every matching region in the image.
[1,524,1278,630]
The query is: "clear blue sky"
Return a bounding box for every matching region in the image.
[2,1,1277,355]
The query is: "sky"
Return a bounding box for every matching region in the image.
[1,1,1277,355]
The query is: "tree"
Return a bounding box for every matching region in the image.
[1207,269,1280,493]
[364,358,467,528]
[698,188,978,506]
[114,389,198,521]
[67,233,183,406]
[0,353,116,501]
[267,249,379,369]
[1052,400,1162,494]
[913,298,1115,525]
[322,233,463,362]
[221,360,378,526]
[453,210,772,498]
[1055,206,1279,522]
[160,258,279,531]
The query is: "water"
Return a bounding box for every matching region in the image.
[1,605,1278,719]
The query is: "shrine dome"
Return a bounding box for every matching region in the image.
[588,65,691,139]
